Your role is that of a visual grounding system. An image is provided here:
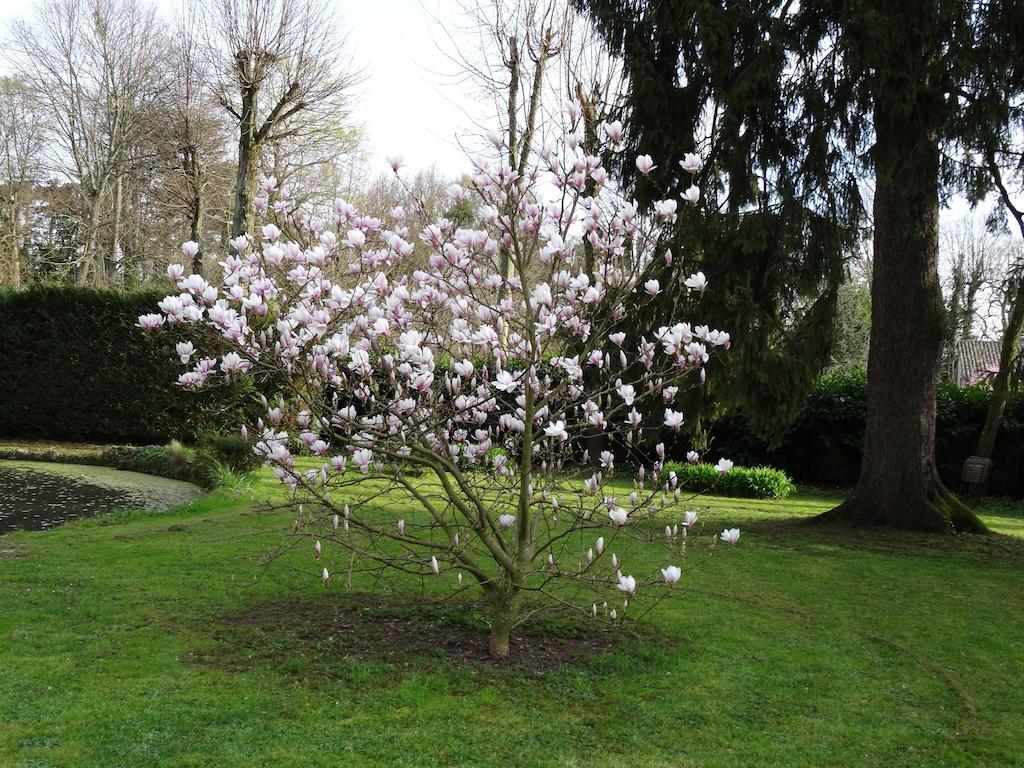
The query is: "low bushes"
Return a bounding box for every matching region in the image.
[711,373,1024,497]
[103,434,259,488]
[662,461,795,499]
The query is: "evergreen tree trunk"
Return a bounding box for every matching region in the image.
[820,11,986,532]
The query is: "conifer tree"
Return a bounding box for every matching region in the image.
[581,0,1022,531]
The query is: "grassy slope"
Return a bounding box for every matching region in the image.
[1,478,1023,768]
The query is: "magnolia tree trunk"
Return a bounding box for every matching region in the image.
[820,75,986,533]
[488,588,521,660]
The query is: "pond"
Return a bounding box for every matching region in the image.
[0,460,202,534]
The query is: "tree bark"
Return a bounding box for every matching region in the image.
[231,85,258,238]
[819,26,986,533]
[189,156,205,276]
[79,192,103,286]
[488,588,521,660]
[109,174,123,283]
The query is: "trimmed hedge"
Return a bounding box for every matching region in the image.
[711,373,1024,498]
[0,286,260,444]
[662,461,795,499]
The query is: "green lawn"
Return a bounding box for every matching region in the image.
[2,476,1023,767]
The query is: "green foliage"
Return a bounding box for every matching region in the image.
[99,437,255,489]
[828,280,871,376]
[0,285,261,443]
[712,373,1024,497]
[101,444,197,483]
[2,481,1022,765]
[662,461,794,500]
[192,432,261,481]
[579,0,859,436]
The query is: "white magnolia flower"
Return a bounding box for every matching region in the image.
[616,574,637,596]
[608,507,629,526]
[661,565,682,586]
[720,528,741,545]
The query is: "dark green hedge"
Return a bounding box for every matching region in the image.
[0,286,259,444]
[711,373,1024,498]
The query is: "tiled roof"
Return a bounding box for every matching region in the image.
[953,338,1022,387]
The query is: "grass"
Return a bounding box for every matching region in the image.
[1,474,1023,767]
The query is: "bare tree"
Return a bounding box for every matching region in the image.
[157,1,235,275]
[8,0,167,284]
[973,159,1024,459]
[263,110,366,215]
[0,78,46,286]
[209,0,360,238]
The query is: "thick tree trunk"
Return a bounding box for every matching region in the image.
[819,37,986,533]
[231,87,258,239]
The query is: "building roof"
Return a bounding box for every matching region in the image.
[953,338,1022,387]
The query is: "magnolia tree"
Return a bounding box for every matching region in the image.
[141,108,739,659]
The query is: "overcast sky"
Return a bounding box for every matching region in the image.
[0,0,984,225]
[0,0,477,177]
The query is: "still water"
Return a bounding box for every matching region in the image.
[0,459,202,534]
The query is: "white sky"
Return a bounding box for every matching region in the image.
[0,0,478,177]
[0,0,989,224]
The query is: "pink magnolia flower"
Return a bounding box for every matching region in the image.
[680,153,702,173]
[544,420,568,441]
[603,120,624,142]
[664,409,684,430]
[137,313,164,330]
[635,155,656,175]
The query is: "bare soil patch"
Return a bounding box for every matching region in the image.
[209,595,625,674]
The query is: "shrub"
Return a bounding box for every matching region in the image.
[711,372,1024,497]
[663,461,795,499]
